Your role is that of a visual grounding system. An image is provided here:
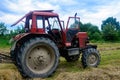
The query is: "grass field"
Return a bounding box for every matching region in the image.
[0,37,10,53]
[0,42,120,80]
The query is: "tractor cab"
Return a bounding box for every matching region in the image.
[11,10,63,42]
[11,10,88,48]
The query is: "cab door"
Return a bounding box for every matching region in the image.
[66,16,80,42]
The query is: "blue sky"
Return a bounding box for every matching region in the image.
[0,0,120,30]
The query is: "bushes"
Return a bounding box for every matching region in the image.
[80,16,120,42]
[80,23,103,42]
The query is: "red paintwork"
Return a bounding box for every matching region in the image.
[11,10,58,27]
[31,15,37,33]
[76,32,88,48]
[37,29,45,33]
[57,17,66,45]
[13,33,30,41]
[33,12,58,17]
[52,29,59,33]
[65,42,71,46]
[12,10,88,49]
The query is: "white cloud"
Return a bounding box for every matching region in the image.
[46,0,78,6]
[7,0,35,13]
[34,1,60,10]
[75,1,120,29]
[0,0,120,30]
[0,14,20,24]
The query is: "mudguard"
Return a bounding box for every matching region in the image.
[86,44,97,49]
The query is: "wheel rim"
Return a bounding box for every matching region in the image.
[87,53,98,66]
[26,44,55,74]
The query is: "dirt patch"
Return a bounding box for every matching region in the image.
[0,48,10,54]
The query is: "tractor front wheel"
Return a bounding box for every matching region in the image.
[81,48,100,68]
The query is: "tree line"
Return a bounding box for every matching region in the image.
[0,16,120,42]
[0,22,24,40]
[80,17,120,42]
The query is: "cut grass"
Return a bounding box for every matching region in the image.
[54,65,120,80]
[100,50,120,65]
[0,43,120,80]
[0,64,22,80]
[91,42,120,49]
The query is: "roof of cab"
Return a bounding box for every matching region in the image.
[32,10,58,16]
[11,10,58,26]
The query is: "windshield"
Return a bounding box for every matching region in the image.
[48,17,61,30]
[67,17,80,29]
[36,16,61,31]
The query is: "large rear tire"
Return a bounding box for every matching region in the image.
[16,37,59,78]
[81,48,100,68]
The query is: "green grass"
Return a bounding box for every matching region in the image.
[43,44,120,80]
[0,37,10,48]
[0,42,120,80]
[0,37,11,52]
[45,43,120,80]
[91,42,120,49]
[100,50,120,65]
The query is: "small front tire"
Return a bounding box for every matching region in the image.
[81,48,100,68]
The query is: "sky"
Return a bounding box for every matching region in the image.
[0,0,120,30]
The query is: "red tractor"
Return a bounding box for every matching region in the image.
[10,10,100,78]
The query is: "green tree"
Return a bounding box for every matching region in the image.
[102,23,118,41]
[88,25,102,41]
[80,23,102,41]
[101,17,120,30]
[118,30,120,40]
[9,25,25,37]
[14,26,22,34]
[101,17,120,41]
[80,23,90,32]
[0,22,7,36]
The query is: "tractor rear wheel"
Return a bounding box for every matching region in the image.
[81,48,100,68]
[16,37,59,78]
